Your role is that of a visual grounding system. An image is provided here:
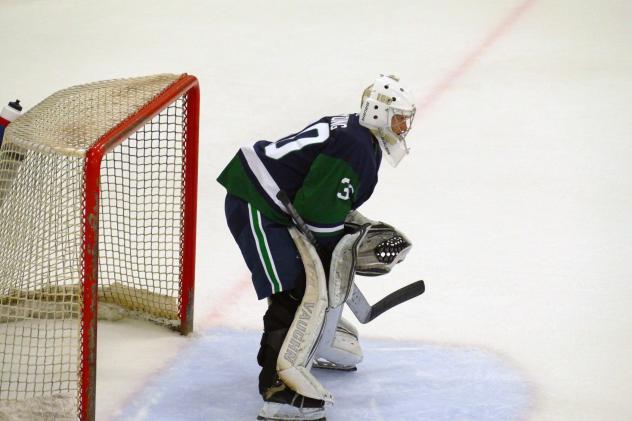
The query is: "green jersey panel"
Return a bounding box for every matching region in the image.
[293,154,360,236]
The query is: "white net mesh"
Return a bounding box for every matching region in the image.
[5,74,180,157]
[0,150,84,402]
[0,74,194,420]
[97,96,186,322]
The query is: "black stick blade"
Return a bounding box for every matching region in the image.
[367,280,425,322]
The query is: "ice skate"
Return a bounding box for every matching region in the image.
[257,381,326,421]
[312,357,357,372]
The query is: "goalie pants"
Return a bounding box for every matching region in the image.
[224,193,305,300]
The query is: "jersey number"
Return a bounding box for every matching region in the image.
[264,122,329,159]
[337,178,354,201]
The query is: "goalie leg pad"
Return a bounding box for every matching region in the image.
[257,402,326,421]
[314,306,363,370]
[328,226,369,308]
[276,227,333,403]
[312,227,368,370]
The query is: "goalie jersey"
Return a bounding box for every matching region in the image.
[217,114,381,242]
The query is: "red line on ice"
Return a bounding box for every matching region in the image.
[416,0,537,116]
[197,1,538,330]
[200,275,252,328]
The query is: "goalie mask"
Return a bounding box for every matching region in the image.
[359,74,416,167]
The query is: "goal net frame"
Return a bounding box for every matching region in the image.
[0,73,199,420]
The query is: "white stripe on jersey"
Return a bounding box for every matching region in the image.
[241,145,288,213]
[242,144,344,235]
[305,223,344,233]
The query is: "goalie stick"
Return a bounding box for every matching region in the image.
[276,190,425,323]
[346,279,424,323]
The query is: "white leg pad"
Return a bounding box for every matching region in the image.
[277,227,333,403]
[257,402,326,420]
[315,306,363,369]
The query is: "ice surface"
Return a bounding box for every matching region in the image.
[1,0,631,420]
[115,328,531,421]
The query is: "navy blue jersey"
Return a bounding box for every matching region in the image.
[218,114,381,239]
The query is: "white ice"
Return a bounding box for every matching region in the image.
[1,0,631,420]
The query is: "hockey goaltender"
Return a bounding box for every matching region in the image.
[217,74,424,421]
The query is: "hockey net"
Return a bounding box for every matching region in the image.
[0,74,199,420]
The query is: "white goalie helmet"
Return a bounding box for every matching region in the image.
[359,74,416,167]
